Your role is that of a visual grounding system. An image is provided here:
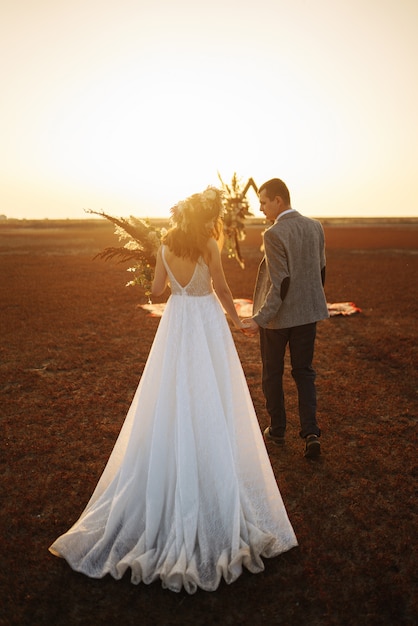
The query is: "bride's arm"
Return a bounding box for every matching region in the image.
[151,247,168,297]
[206,238,243,330]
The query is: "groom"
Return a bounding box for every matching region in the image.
[243,178,329,459]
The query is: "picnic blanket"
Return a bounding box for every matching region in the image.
[140,299,361,318]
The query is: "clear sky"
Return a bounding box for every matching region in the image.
[1,0,417,220]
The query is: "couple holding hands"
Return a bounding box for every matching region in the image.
[49,178,328,594]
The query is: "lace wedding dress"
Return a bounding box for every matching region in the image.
[49,246,297,593]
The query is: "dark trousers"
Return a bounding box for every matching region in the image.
[259,322,321,439]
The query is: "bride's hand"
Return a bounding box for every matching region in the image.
[233,319,246,332]
[240,317,259,336]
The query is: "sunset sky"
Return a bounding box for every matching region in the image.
[1,0,417,220]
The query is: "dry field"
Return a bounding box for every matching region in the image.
[0,219,417,625]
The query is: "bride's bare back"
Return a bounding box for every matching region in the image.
[163,248,200,288]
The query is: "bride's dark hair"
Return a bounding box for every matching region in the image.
[162,187,224,262]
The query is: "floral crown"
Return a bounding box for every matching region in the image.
[170,186,225,231]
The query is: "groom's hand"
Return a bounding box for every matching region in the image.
[241,318,259,336]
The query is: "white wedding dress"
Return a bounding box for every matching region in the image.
[49,246,297,593]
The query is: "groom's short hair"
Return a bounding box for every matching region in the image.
[259,178,291,205]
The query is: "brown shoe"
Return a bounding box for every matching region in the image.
[264,427,285,446]
[304,434,321,458]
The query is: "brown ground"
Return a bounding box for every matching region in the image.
[0,220,417,626]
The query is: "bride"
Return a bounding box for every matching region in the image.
[49,186,297,593]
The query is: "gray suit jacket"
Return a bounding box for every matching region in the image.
[252,211,329,329]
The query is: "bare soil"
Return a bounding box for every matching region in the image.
[1,220,417,625]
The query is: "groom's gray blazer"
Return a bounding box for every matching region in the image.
[252,210,329,329]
